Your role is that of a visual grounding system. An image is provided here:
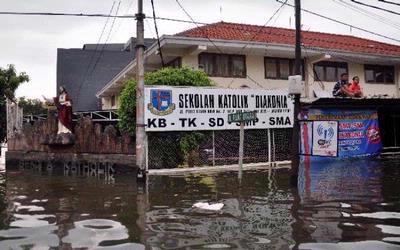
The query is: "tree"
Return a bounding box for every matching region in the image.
[118,67,213,167]
[118,79,137,136]
[18,97,47,116]
[0,65,29,143]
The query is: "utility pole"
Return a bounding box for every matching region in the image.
[291,0,301,185]
[136,0,146,180]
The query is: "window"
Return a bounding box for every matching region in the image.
[111,95,116,107]
[198,53,246,77]
[165,57,181,68]
[314,61,348,82]
[264,57,304,79]
[364,64,394,84]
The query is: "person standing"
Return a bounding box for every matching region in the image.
[349,76,364,98]
[332,73,353,97]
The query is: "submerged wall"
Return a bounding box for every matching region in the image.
[6,113,136,172]
[7,114,134,154]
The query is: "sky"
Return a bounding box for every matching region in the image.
[0,0,399,99]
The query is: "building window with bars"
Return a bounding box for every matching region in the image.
[364,64,394,84]
[198,53,246,78]
[264,57,304,80]
[313,61,348,82]
[165,57,182,68]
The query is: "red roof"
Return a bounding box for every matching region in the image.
[177,22,400,57]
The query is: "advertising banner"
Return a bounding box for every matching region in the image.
[300,109,382,158]
[312,121,338,157]
[144,86,294,131]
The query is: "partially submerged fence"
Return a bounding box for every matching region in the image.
[147,128,292,169]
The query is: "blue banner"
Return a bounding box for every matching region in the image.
[300,109,382,158]
[298,159,383,202]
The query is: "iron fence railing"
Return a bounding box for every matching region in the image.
[23,110,120,124]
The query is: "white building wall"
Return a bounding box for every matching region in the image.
[101,96,119,110]
[300,60,398,98]
[101,53,400,110]
[183,54,288,89]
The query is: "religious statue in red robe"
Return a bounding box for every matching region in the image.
[43,86,72,134]
[52,86,73,134]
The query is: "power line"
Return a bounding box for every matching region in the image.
[350,0,400,16]
[332,0,400,31]
[236,0,288,55]
[76,2,121,107]
[78,2,116,95]
[379,0,400,7]
[228,0,289,88]
[150,0,165,67]
[0,10,210,25]
[88,2,122,78]
[0,11,132,18]
[276,0,400,44]
[110,0,136,41]
[174,0,265,88]
[174,0,222,55]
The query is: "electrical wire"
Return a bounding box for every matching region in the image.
[228,0,288,88]
[174,0,265,89]
[2,5,400,45]
[350,0,400,16]
[0,10,211,25]
[276,0,400,44]
[111,0,136,41]
[332,0,400,31]
[150,0,165,67]
[78,2,116,89]
[301,44,329,92]
[88,2,122,78]
[75,1,121,107]
[236,0,289,55]
[379,0,400,7]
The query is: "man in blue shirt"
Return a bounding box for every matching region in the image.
[332,73,353,97]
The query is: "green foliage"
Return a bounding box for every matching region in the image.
[145,67,212,87]
[118,79,137,136]
[18,97,47,115]
[180,132,206,155]
[0,65,29,143]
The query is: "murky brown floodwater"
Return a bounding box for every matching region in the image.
[0,158,400,249]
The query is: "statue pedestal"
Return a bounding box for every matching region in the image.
[41,133,75,146]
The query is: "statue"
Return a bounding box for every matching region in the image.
[43,86,73,135]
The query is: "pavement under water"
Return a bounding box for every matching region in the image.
[0,158,399,249]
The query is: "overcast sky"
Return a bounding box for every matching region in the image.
[0,0,399,99]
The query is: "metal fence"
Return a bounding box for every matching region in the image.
[147,128,292,169]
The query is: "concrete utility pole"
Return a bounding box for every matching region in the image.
[291,0,301,185]
[135,0,146,179]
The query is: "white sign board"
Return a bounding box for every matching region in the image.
[312,121,338,157]
[144,86,294,131]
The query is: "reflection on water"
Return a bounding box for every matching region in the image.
[0,172,145,249]
[0,158,399,249]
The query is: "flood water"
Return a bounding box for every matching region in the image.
[0,158,400,249]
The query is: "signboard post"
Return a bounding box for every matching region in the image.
[228,111,258,181]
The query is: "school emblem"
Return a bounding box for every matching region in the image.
[147,89,175,116]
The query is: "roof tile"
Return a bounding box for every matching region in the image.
[177,22,400,57]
